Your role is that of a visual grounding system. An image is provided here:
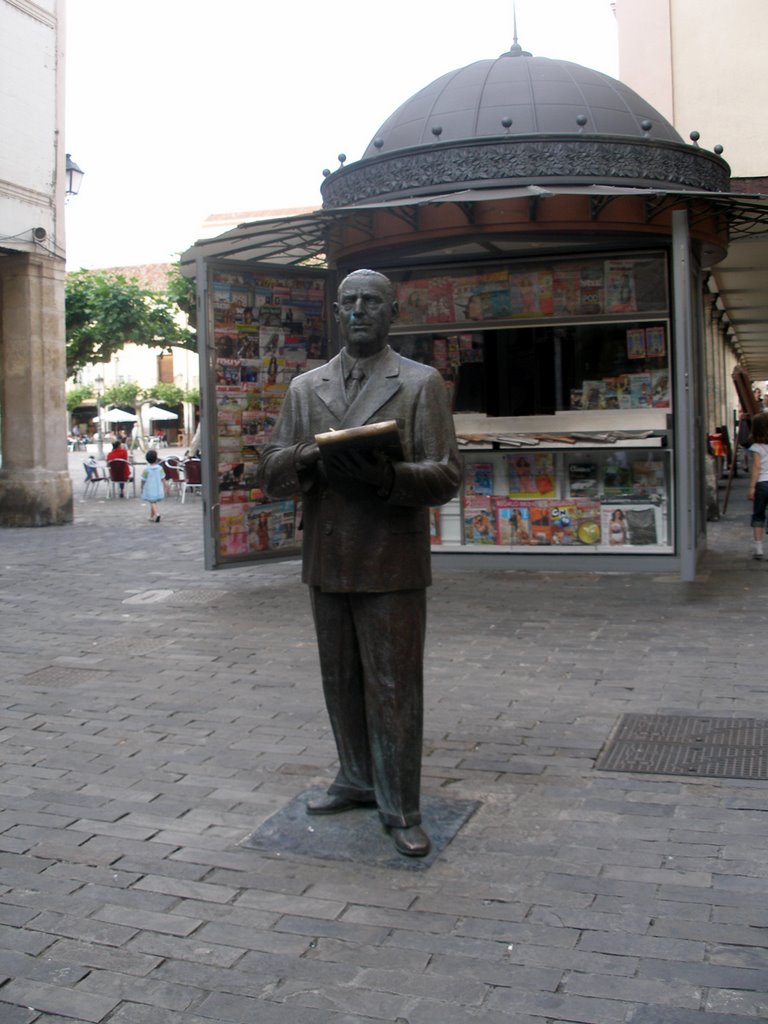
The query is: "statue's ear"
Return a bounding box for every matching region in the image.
[391,300,399,322]
[332,301,340,323]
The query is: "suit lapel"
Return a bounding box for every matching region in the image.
[339,346,402,428]
[314,354,347,425]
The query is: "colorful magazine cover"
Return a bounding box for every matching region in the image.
[567,462,599,499]
[628,372,652,408]
[552,265,582,315]
[603,454,633,497]
[507,452,556,498]
[605,259,637,313]
[247,500,297,553]
[429,507,441,545]
[219,503,249,558]
[494,499,533,545]
[463,496,497,544]
[474,271,513,320]
[427,278,456,322]
[214,332,240,358]
[508,270,554,317]
[631,460,666,497]
[397,281,430,325]
[645,324,666,357]
[626,328,647,359]
[494,498,600,546]
[215,358,242,394]
[569,387,584,410]
[600,504,661,546]
[651,369,670,408]
[582,380,606,410]
[464,461,495,496]
[453,275,484,322]
[605,374,632,409]
[495,499,606,548]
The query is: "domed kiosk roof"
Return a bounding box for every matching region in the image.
[321,45,729,208]
[362,47,683,156]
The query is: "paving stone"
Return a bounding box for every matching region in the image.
[43,938,163,977]
[26,909,139,947]
[628,1009,757,1024]
[562,971,702,1008]
[0,922,56,955]
[0,948,89,985]
[74,968,203,1011]
[125,931,247,968]
[0,1005,37,1024]
[486,987,630,1022]
[90,904,202,937]
[0,978,120,1022]
[193,921,311,956]
[131,874,239,904]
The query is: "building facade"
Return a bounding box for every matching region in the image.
[0,0,72,525]
[615,0,768,439]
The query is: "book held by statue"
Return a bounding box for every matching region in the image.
[314,420,404,462]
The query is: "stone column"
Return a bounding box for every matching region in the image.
[0,252,73,525]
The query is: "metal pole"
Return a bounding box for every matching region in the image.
[95,374,104,458]
[672,210,697,582]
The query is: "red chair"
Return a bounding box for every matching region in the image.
[180,458,202,503]
[107,458,135,498]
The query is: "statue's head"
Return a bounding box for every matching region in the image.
[334,269,399,356]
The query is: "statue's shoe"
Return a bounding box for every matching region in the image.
[389,824,431,857]
[306,794,376,815]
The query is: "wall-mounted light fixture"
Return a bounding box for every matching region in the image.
[65,153,85,197]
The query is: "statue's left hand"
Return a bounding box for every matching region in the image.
[327,449,394,493]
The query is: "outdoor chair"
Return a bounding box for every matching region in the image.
[180,458,202,503]
[161,457,182,499]
[107,457,136,499]
[83,461,108,498]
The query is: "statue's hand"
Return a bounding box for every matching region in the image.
[327,449,394,494]
[295,442,321,470]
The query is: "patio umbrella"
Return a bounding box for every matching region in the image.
[92,408,138,423]
[144,406,179,421]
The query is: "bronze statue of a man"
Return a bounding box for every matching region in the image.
[260,269,461,856]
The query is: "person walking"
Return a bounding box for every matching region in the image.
[141,449,166,523]
[747,411,768,559]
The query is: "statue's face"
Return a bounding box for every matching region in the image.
[334,272,397,355]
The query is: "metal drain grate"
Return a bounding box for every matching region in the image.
[596,713,768,780]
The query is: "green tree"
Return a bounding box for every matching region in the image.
[65,270,196,377]
[144,383,185,406]
[66,384,93,412]
[102,382,141,410]
[166,262,197,329]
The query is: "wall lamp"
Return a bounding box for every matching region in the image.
[65,153,85,197]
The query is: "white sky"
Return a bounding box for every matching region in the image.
[64,0,619,270]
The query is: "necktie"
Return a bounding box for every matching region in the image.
[347,366,365,403]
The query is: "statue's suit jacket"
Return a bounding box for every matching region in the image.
[260,345,461,592]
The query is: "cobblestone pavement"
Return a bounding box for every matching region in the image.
[0,454,766,1022]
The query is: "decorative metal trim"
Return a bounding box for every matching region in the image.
[321,137,730,208]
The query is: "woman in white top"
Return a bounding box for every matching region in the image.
[747,412,768,559]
